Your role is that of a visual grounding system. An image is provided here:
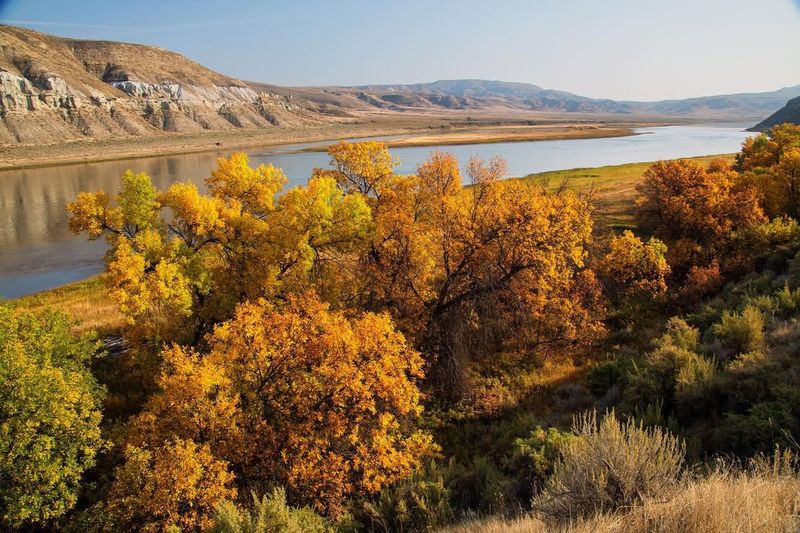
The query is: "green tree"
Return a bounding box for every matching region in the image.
[0,305,106,528]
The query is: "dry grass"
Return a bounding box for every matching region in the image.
[11,276,124,335]
[535,411,685,519]
[442,467,800,533]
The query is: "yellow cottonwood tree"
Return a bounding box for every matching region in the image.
[324,144,602,397]
[68,154,371,343]
[126,293,434,517]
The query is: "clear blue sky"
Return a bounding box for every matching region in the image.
[1,0,798,101]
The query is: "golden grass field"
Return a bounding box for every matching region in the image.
[10,276,125,336]
[441,467,800,533]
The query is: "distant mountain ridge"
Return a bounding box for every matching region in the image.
[350,79,800,118]
[750,96,800,131]
[1,25,799,146]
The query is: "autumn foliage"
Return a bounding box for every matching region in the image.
[595,230,670,307]
[52,125,800,529]
[62,141,608,525]
[127,294,433,516]
[634,158,765,277]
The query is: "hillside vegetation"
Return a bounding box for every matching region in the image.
[3,123,800,532]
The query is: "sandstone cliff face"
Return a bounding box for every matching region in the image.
[0,25,324,145]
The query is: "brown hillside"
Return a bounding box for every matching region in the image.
[0,25,324,145]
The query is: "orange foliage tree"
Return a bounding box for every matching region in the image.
[322,146,603,398]
[635,159,765,276]
[737,124,800,218]
[126,293,434,517]
[595,230,670,309]
[104,438,236,532]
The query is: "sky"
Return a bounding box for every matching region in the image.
[0,0,798,101]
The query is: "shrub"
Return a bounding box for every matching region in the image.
[104,439,236,532]
[678,260,724,304]
[659,317,701,351]
[210,488,331,533]
[535,410,685,520]
[507,427,576,500]
[355,461,453,532]
[586,357,634,398]
[712,305,765,356]
[774,283,800,316]
[450,457,514,515]
[624,343,715,422]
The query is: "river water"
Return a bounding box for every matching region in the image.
[0,124,753,298]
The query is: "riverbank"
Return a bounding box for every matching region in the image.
[0,118,643,171]
[8,153,734,330]
[298,124,636,152]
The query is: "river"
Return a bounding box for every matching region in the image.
[0,124,754,298]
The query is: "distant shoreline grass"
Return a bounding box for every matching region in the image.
[7,153,735,332]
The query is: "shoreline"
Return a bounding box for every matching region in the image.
[297,125,638,152]
[0,120,650,171]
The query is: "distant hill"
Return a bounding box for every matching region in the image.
[353,79,634,113]
[639,85,800,119]
[350,79,800,118]
[0,25,324,144]
[750,96,800,131]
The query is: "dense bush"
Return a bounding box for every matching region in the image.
[355,462,453,532]
[535,410,685,520]
[102,438,236,532]
[210,488,332,533]
[0,306,106,529]
[506,426,576,500]
[712,305,765,357]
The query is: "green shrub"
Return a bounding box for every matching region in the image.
[624,344,715,421]
[659,317,701,351]
[450,457,513,515]
[210,488,331,533]
[0,306,106,529]
[774,283,800,316]
[713,305,765,356]
[586,357,634,397]
[712,385,800,455]
[535,410,685,520]
[506,426,576,500]
[355,461,453,532]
